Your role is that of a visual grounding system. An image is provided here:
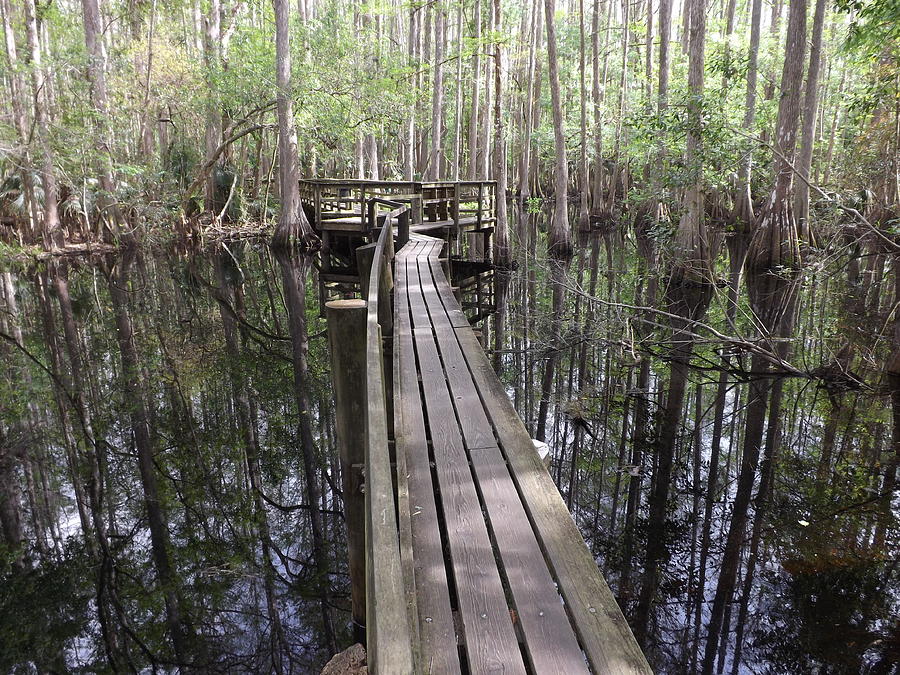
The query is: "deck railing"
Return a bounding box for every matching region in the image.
[362,199,414,672]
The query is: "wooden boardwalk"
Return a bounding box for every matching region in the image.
[325,198,651,674]
[303,179,497,314]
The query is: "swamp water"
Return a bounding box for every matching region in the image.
[0,236,897,673]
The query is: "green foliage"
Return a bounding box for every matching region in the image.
[0,543,92,672]
[837,0,900,56]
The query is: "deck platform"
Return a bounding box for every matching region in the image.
[301,179,497,313]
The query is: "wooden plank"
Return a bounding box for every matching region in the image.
[415,257,591,674]
[453,325,653,675]
[417,257,494,449]
[407,256,526,675]
[469,446,591,674]
[319,217,367,231]
[424,255,469,328]
[393,255,460,674]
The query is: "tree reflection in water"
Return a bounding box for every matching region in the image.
[0,235,898,673]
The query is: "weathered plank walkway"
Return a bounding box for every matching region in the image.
[393,236,650,674]
[325,197,651,674]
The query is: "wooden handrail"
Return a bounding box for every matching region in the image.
[300,178,498,188]
[363,202,414,673]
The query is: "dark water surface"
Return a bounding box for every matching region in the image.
[0,236,897,673]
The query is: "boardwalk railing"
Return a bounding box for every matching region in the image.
[306,179,496,312]
[361,200,414,671]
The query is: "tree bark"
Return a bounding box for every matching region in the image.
[636,0,712,646]
[271,0,317,249]
[427,2,445,180]
[578,0,590,230]
[24,0,62,249]
[544,0,571,258]
[793,0,827,237]
[468,0,482,179]
[733,0,763,227]
[81,0,126,242]
[492,0,510,264]
[1,0,39,243]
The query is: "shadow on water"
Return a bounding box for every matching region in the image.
[1,224,899,673]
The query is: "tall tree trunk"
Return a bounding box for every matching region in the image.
[452,0,464,181]
[544,0,571,258]
[793,0,827,238]
[578,0,590,230]
[733,0,763,227]
[274,251,336,654]
[428,2,445,180]
[518,0,541,200]
[658,0,671,108]
[703,0,807,668]
[107,259,195,666]
[468,0,482,179]
[271,0,317,248]
[24,0,62,249]
[635,0,711,643]
[404,3,417,180]
[81,0,126,242]
[203,0,222,213]
[1,0,39,243]
[492,0,510,264]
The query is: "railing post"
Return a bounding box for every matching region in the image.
[383,215,395,266]
[357,243,394,337]
[325,299,368,644]
[398,209,410,249]
[411,183,424,226]
[367,197,376,234]
[452,182,461,257]
[476,182,484,229]
[314,183,322,228]
[439,241,451,283]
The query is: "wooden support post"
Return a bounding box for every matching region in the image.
[476,182,484,229]
[357,243,393,337]
[321,230,332,272]
[367,198,376,235]
[411,195,423,226]
[360,186,367,229]
[325,299,368,644]
[452,182,461,257]
[314,183,322,229]
[398,209,410,249]
[410,182,424,226]
[439,241,451,283]
[383,215,396,267]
